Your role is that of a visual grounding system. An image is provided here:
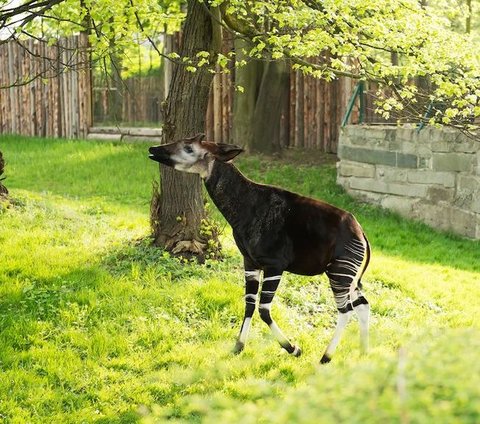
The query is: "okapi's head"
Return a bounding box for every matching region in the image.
[148,134,244,178]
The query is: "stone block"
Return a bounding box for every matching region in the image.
[432,153,475,172]
[349,177,428,198]
[398,141,417,155]
[396,152,418,169]
[430,128,448,143]
[416,127,430,143]
[347,187,384,204]
[431,141,452,153]
[86,132,122,141]
[427,186,455,203]
[407,170,456,188]
[413,202,477,238]
[397,127,416,142]
[123,135,163,143]
[472,198,480,214]
[453,139,479,154]
[381,195,417,217]
[449,208,477,238]
[412,202,450,231]
[88,126,121,134]
[417,156,432,169]
[457,175,480,193]
[377,167,408,183]
[364,128,386,141]
[385,128,397,142]
[338,146,396,166]
[338,161,376,178]
[127,128,163,137]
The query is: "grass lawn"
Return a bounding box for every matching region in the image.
[0,135,479,423]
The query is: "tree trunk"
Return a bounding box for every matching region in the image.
[151,0,216,257]
[466,0,472,34]
[0,151,8,197]
[251,59,289,154]
[232,38,290,154]
[232,38,262,150]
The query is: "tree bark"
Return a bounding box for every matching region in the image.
[0,151,8,197]
[151,0,216,257]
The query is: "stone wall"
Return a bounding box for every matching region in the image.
[337,125,480,239]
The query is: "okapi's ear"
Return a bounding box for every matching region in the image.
[184,133,205,142]
[205,142,244,162]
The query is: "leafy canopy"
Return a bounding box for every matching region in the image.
[219,0,480,130]
[1,0,479,131]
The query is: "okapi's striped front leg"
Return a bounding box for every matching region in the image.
[233,269,260,354]
[258,270,301,357]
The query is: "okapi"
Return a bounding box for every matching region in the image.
[148,134,371,363]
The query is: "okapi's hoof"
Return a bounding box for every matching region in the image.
[291,345,302,357]
[320,354,331,364]
[232,341,244,355]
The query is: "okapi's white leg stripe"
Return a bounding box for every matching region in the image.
[292,345,301,356]
[245,294,257,303]
[238,317,252,345]
[245,270,261,279]
[269,321,290,346]
[263,275,282,282]
[259,302,272,310]
[324,311,352,357]
[355,303,370,354]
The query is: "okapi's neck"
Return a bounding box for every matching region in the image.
[204,160,256,228]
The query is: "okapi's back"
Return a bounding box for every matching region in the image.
[281,193,350,275]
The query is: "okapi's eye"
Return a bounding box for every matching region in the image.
[184,145,193,154]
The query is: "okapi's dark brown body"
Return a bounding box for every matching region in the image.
[205,160,367,276]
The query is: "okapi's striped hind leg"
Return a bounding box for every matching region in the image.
[258,270,301,357]
[233,269,260,354]
[322,238,370,363]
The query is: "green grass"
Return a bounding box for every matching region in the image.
[0,136,479,423]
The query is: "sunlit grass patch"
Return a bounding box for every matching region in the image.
[0,137,479,423]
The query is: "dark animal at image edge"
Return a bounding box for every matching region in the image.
[149,134,371,363]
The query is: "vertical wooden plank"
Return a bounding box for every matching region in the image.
[213,69,222,142]
[330,78,336,152]
[28,39,35,136]
[324,78,331,152]
[0,44,6,133]
[8,42,17,134]
[221,71,228,142]
[294,70,304,147]
[205,85,214,141]
[279,68,290,149]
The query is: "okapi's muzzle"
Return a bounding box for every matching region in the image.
[148,145,174,167]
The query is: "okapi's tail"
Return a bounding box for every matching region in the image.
[357,233,371,289]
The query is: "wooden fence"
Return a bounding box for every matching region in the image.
[0,35,367,152]
[0,35,91,138]
[93,75,164,125]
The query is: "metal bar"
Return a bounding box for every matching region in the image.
[341,81,363,127]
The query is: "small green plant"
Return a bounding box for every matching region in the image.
[200,215,223,260]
